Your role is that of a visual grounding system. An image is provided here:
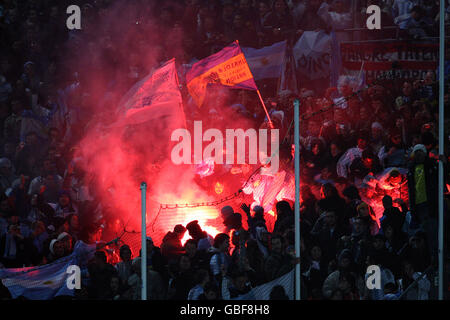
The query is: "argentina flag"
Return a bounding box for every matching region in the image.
[0,241,95,300]
[242,41,287,80]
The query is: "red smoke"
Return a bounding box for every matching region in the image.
[62,1,263,246]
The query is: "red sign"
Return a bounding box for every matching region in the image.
[341,41,439,79]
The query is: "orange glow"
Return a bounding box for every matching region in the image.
[179,207,222,245]
[157,206,222,246]
[215,182,224,194]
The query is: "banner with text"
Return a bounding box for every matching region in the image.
[186,41,257,107]
[293,31,332,81]
[340,41,439,80]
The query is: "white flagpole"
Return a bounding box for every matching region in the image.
[438,0,445,301]
[140,182,147,300]
[294,98,301,300]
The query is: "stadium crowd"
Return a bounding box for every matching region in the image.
[0,0,449,300]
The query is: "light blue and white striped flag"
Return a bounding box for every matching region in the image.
[242,41,287,80]
[0,241,95,300]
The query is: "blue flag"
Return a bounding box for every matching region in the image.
[0,241,95,300]
[242,41,287,80]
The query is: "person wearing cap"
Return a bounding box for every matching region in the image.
[406,144,439,258]
[46,238,65,263]
[56,231,73,256]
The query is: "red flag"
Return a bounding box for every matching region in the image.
[186,41,257,107]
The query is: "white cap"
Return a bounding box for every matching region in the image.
[371,122,383,130]
[57,232,70,241]
[49,239,58,254]
[412,144,427,155]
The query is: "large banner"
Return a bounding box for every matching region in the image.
[113,58,184,127]
[0,241,95,300]
[340,41,439,80]
[293,31,332,80]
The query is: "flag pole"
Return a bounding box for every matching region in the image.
[236,39,274,129]
[294,98,301,300]
[173,58,189,131]
[438,0,445,301]
[256,89,274,129]
[140,182,147,300]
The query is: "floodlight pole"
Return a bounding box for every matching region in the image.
[294,99,301,300]
[141,182,147,300]
[438,0,445,301]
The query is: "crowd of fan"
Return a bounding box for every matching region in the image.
[0,0,449,300]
